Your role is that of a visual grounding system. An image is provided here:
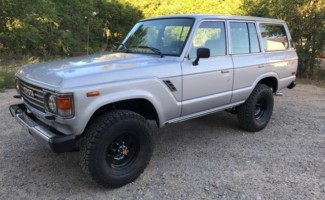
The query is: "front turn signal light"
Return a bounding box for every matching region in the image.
[57,96,73,117]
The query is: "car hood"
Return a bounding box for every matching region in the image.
[17,53,170,89]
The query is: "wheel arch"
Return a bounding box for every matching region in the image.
[90,98,159,125]
[257,76,278,93]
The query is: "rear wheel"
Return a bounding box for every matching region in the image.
[237,84,274,132]
[80,110,153,188]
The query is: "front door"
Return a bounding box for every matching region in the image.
[181,21,233,116]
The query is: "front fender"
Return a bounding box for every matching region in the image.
[72,78,182,135]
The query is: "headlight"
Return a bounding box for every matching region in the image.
[46,93,74,118]
[15,79,20,94]
[48,94,57,113]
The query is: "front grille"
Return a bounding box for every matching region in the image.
[19,79,45,112]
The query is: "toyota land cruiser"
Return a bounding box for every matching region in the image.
[10,14,297,187]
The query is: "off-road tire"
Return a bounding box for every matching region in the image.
[80,110,153,188]
[237,84,274,132]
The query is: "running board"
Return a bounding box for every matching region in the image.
[165,101,245,124]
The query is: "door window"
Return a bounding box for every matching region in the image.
[230,22,249,54]
[189,21,226,58]
[230,22,261,54]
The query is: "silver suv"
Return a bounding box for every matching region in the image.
[10,14,297,187]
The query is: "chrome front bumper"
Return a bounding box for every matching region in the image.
[9,104,76,153]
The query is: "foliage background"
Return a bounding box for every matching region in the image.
[0,0,324,90]
[0,0,142,56]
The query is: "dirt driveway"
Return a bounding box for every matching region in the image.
[0,84,324,199]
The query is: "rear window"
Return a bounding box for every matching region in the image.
[259,24,289,51]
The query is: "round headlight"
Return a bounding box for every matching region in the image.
[15,79,20,94]
[48,94,57,113]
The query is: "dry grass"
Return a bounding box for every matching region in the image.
[0,54,57,92]
[0,55,40,92]
[297,78,325,88]
[0,67,17,92]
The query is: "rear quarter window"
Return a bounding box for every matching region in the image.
[259,24,288,51]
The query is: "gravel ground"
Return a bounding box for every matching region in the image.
[0,84,324,200]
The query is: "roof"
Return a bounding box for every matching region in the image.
[140,14,285,23]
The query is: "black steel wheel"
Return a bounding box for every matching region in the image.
[106,134,139,168]
[237,84,274,132]
[254,98,267,120]
[80,110,153,188]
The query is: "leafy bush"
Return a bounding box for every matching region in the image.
[0,68,16,92]
[0,0,143,56]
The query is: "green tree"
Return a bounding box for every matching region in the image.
[0,0,61,56]
[122,0,244,17]
[97,0,143,49]
[0,0,143,56]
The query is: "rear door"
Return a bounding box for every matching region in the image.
[229,21,268,103]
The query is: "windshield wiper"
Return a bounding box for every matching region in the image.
[114,43,131,53]
[137,46,164,58]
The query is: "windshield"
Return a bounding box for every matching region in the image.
[117,18,194,56]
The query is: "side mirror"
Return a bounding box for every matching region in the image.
[192,48,210,66]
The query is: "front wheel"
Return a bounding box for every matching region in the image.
[80,110,153,188]
[237,84,274,132]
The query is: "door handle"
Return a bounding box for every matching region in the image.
[221,70,230,74]
[258,65,265,68]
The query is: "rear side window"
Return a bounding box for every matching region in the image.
[259,24,288,51]
[230,22,261,55]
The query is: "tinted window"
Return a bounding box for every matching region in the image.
[189,21,226,58]
[259,24,288,51]
[230,22,249,54]
[248,23,260,53]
